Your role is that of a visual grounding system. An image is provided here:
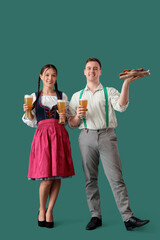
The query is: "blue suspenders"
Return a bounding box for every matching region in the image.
[79,87,109,128]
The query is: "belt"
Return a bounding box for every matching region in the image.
[83,128,109,133]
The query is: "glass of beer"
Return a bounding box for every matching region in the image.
[57,100,66,124]
[24,95,33,119]
[79,99,88,119]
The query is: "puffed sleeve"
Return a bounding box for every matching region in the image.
[67,92,80,128]
[22,93,38,128]
[62,92,68,101]
[108,87,129,112]
[61,92,71,127]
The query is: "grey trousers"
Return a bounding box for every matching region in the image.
[78,128,133,221]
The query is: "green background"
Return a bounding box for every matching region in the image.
[1,0,159,239]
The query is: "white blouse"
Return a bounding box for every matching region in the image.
[22,92,68,128]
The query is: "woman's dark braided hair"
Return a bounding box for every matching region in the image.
[32,64,61,112]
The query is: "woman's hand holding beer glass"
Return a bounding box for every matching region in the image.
[57,111,66,124]
[23,95,33,120]
[57,100,66,124]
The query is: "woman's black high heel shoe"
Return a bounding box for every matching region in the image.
[38,211,46,227]
[45,221,54,228]
[45,209,54,228]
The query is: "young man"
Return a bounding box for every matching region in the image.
[68,58,149,231]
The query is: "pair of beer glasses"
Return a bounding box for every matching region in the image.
[24,95,66,124]
[57,99,88,122]
[57,99,88,121]
[24,95,88,123]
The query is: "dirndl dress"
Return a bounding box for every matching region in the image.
[27,91,75,180]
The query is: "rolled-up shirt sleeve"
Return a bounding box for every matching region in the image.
[22,93,38,128]
[109,87,129,112]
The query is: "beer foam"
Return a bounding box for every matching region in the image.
[24,95,33,98]
[57,100,65,102]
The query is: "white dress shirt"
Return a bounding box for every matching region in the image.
[22,92,68,128]
[68,83,128,129]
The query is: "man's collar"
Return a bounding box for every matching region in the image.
[84,83,103,91]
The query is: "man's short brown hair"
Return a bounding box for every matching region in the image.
[85,58,102,69]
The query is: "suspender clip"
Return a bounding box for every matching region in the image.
[85,128,88,133]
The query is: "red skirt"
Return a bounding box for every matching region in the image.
[28,119,75,179]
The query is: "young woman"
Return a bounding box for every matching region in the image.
[22,64,75,228]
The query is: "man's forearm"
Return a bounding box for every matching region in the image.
[69,115,81,127]
[119,80,130,106]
